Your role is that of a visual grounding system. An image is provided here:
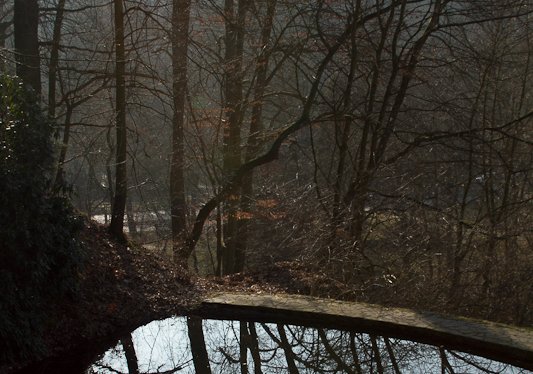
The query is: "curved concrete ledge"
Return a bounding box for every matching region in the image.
[193,292,533,370]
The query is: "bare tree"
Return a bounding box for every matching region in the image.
[171,0,191,262]
[14,0,40,94]
[109,0,128,240]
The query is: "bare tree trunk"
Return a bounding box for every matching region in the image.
[327,16,359,262]
[106,124,115,219]
[171,0,191,264]
[216,202,223,276]
[0,0,10,70]
[126,196,137,237]
[236,0,277,271]
[276,324,299,374]
[47,0,67,190]
[14,0,41,95]
[349,333,363,374]
[247,323,263,374]
[239,321,248,374]
[221,0,249,274]
[383,337,401,374]
[109,0,127,241]
[187,317,212,374]
[369,335,384,374]
[47,0,65,119]
[53,102,72,190]
[121,334,140,374]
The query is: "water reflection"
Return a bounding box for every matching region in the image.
[88,317,529,373]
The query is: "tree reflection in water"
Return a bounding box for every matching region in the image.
[88,317,528,373]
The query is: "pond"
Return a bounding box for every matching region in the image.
[87,317,531,373]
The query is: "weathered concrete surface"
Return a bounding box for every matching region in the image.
[194,292,533,370]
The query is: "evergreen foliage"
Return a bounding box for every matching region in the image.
[0,75,83,363]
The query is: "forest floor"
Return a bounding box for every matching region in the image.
[3,218,531,373]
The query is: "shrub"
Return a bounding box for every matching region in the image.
[0,75,83,363]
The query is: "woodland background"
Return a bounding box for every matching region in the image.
[2,0,532,327]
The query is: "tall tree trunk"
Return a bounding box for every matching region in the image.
[0,0,9,70]
[187,317,212,374]
[383,338,401,374]
[48,0,65,120]
[276,324,299,374]
[126,196,137,237]
[216,202,223,275]
[221,0,249,275]
[239,321,248,374]
[121,334,140,374]
[53,102,72,190]
[369,335,384,374]
[106,124,115,219]
[349,333,363,374]
[327,13,359,261]
[171,0,191,264]
[109,0,127,241]
[247,323,263,374]
[14,0,41,95]
[236,0,277,271]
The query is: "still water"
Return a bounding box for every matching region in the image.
[87,317,530,373]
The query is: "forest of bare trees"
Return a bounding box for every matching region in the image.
[3,0,532,323]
